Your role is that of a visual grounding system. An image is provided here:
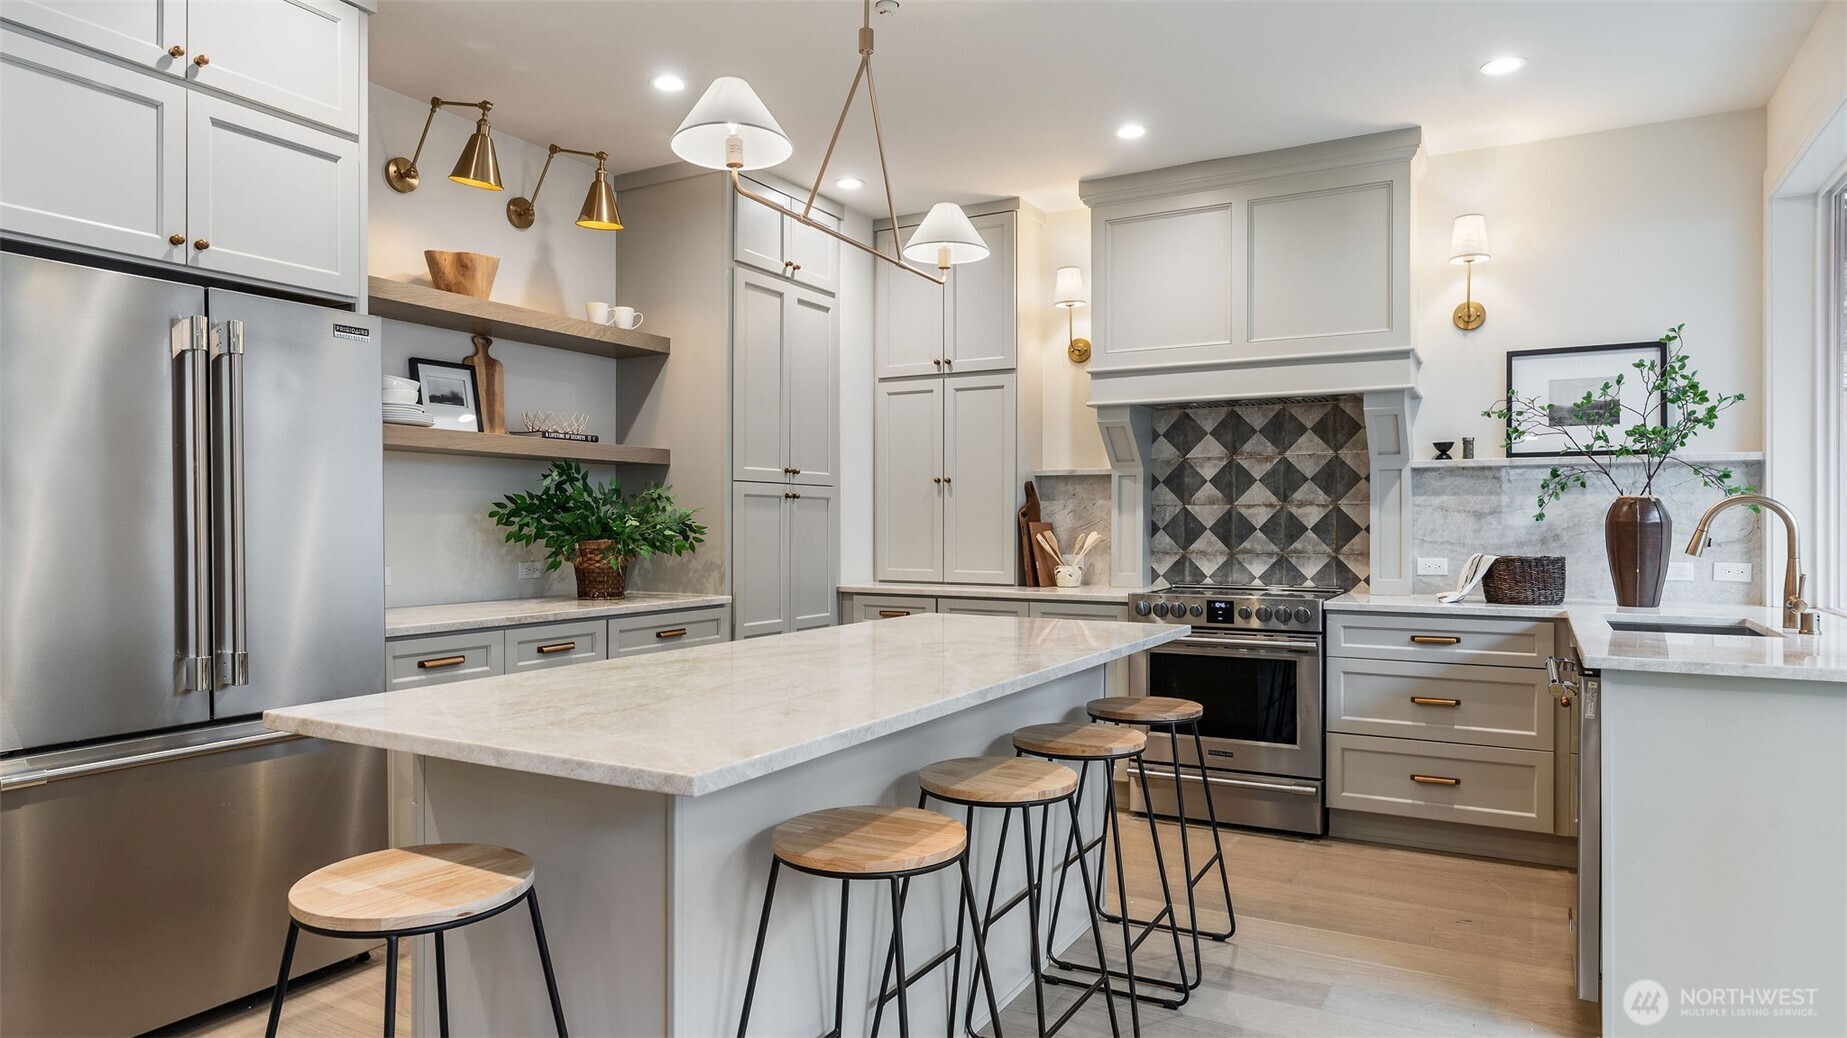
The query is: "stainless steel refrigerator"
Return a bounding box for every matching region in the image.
[0,252,388,1036]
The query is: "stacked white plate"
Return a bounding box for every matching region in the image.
[382,403,435,427]
[382,375,435,427]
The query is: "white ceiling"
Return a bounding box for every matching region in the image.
[370,0,1824,215]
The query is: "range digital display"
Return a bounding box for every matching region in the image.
[1206,599,1239,624]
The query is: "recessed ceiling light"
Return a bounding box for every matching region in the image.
[1116,123,1146,140]
[835,177,864,190]
[651,74,686,93]
[1479,56,1526,76]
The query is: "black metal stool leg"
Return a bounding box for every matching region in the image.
[958,854,1004,1038]
[1132,751,1192,1002]
[737,859,781,1037]
[1103,779,1145,1032]
[1017,807,1047,1036]
[263,922,299,1038]
[1163,725,1206,989]
[382,935,400,1038]
[1191,721,1238,938]
[1063,794,1122,1038]
[435,929,452,1037]
[832,880,851,1038]
[889,877,912,1038]
[945,807,974,1038]
[526,889,569,1036]
[871,876,911,1038]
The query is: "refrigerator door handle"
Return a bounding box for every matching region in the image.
[173,316,213,693]
[212,320,249,687]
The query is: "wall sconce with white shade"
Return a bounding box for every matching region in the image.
[1449,213,1490,330]
[384,97,504,194]
[1054,265,1091,363]
[506,145,622,231]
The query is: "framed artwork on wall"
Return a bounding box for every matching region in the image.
[408,357,483,432]
[1502,342,1668,457]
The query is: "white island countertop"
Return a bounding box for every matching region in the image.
[268,613,1188,795]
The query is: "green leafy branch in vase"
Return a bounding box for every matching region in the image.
[488,460,706,570]
[1482,325,1751,521]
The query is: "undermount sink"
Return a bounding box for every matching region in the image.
[1605,619,1776,638]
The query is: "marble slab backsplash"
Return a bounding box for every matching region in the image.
[1410,460,1766,605]
[1034,474,1112,585]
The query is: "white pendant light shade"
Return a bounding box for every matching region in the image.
[1053,266,1087,309]
[1449,213,1490,264]
[670,76,793,171]
[902,203,990,266]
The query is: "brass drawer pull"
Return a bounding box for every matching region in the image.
[655,628,688,639]
[1410,635,1461,646]
[877,610,910,618]
[416,655,466,670]
[536,642,577,655]
[1411,774,1461,786]
[1410,696,1462,707]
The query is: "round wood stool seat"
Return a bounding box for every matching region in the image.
[1012,721,1148,760]
[1088,696,1205,724]
[771,806,968,876]
[919,756,1079,805]
[286,843,535,934]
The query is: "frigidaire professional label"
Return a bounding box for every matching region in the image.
[332,323,372,341]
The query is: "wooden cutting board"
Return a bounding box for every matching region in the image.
[1018,481,1042,586]
[1027,521,1059,587]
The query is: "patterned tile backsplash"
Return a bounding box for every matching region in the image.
[1150,397,1371,589]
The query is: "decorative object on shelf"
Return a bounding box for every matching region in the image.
[668,0,988,285]
[1052,531,1102,587]
[385,97,503,194]
[520,411,591,436]
[464,335,505,434]
[1462,436,1476,460]
[1482,556,1567,605]
[1449,213,1490,330]
[584,303,644,329]
[506,144,622,231]
[1483,324,1750,607]
[1432,441,1455,460]
[408,357,483,432]
[382,374,435,427]
[1053,266,1091,363]
[424,250,500,299]
[488,461,706,600]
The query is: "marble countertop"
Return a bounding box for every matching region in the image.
[1330,593,1847,684]
[386,593,731,637]
[837,582,1143,604]
[268,614,1189,795]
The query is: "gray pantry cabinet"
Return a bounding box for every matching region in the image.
[731,483,838,640]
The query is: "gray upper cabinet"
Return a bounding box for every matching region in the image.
[874,374,1017,585]
[731,482,837,639]
[731,269,837,485]
[185,0,363,135]
[874,211,1020,378]
[734,176,840,294]
[1,0,187,72]
[874,224,946,378]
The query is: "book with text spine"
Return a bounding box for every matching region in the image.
[510,430,600,443]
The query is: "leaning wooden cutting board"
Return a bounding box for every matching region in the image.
[1018,481,1043,586]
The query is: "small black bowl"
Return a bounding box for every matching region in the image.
[1432,441,1456,460]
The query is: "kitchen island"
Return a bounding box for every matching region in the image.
[266,613,1186,1036]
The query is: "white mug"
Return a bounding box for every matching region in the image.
[585,301,614,325]
[610,306,644,330]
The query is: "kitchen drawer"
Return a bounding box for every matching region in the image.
[938,597,1032,619]
[1327,613,1555,668]
[1326,657,1555,751]
[850,595,938,622]
[1029,602,1130,621]
[1327,733,1555,834]
[507,620,606,672]
[610,607,728,657]
[387,630,504,690]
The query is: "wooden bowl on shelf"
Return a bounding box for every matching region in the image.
[424,251,499,299]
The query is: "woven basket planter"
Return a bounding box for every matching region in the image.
[572,540,631,600]
[1482,556,1566,606]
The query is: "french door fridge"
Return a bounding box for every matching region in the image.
[0,251,387,1036]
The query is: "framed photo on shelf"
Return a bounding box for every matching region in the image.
[1503,342,1668,457]
[408,357,482,432]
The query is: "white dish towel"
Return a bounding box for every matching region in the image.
[1438,553,1501,604]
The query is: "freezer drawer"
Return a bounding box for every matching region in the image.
[0,733,386,1037]
[388,629,506,689]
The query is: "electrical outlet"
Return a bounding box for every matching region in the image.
[383,566,391,587]
[1416,557,1449,576]
[1666,561,1696,582]
[1714,562,1753,583]
[517,561,544,581]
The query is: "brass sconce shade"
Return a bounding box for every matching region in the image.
[1449,213,1490,331]
[385,97,503,193]
[1053,265,1091,363]
[507,146,622,231]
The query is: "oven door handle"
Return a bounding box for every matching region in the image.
[1174,634,1320,654]
[1135,763,1320,797]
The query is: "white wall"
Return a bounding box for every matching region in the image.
[1038,207,1107,471]
[1765,1,1846,188]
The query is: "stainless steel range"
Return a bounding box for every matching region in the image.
[1127,583,1343,836]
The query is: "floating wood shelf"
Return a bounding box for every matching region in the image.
[382,425,670,466]
[368,278,670,359]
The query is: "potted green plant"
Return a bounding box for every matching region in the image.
[488,461,706,600]
[1483,325,1749,607]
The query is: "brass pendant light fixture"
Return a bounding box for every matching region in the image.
[669,0,988,285]
[507,145,623,231]
[385,97,504,193]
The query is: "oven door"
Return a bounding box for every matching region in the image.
[1130,633,1322,779]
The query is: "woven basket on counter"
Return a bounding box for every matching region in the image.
[1482,556,1566,605]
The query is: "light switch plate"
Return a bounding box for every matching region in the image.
[1416,557,1449,576]
[1714,562,1753,583]
[517,561,544,580]
[1666,561,1696,582]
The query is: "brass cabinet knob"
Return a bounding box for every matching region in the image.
[942,476,953,485]
[167,45,185,58]
[790,262,801,271]
[943,357,953,367]
[784,491,801,499]
[192,54,209,67]
[932,358,943,367]
[168,233,185,246]
[193,239,210,250]
[932,477,942,484]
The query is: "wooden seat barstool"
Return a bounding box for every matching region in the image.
[1013,722,1191,1034]
[1083,696,1237,991]
[873,756,1121,1037]
[264,843,568,1038]
[738,805,1001,1038]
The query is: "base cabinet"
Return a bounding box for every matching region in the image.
[733,482,838,639]
[874,374,1017,584]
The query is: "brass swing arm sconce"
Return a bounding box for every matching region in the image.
[385,97,503,194]
[507,145,623,231]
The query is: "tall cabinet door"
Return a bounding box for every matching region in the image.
[875,380,945,582]
[185,0,362,133]
[731,482,790,640]
[0,0,186,72]
[942,373,1017,584]
[785,286,837,485]
[947,211,1017,372]
[787,485,839,632]
[0,28,188,263]
[875,225,947,378]
[186,93,360,298]
[732,271,790,482]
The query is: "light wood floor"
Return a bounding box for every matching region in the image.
[164,820,1596,1037]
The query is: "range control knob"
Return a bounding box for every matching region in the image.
[1190,603,1204,617]
[1153,602,1170,617]
[1294,607,1313,624]
[1255,606,1273,622]
[1134,600,1152,617]
[1238,606,1252,619]
[1275,610,1292,625]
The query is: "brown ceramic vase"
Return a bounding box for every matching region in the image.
[1604,496,1671,607]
